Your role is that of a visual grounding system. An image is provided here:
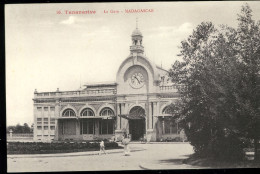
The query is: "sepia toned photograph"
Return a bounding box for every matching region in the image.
[5,1,260,172]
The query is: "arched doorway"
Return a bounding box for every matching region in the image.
[129,106,146,141]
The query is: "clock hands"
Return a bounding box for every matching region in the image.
[131,73,144,87]
[134,76,140,84]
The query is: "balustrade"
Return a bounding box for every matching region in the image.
[159,85,183,92]
[35,88,116,98]
[35,85,182,98]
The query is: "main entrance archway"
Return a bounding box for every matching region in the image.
[129,106,146,141]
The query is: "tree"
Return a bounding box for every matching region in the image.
[169,4,260,161]
[234,3,260,161]
[23,123,31,133]
[15,123,23,133]
[7,123,32,133]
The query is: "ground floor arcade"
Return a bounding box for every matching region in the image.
[54,105,186,142]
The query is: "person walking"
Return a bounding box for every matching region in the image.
[122,135,130,156]
[99,140,106,155]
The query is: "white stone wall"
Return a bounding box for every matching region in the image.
[33,103,57,142]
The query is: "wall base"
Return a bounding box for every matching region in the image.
[146,129,156,142]
[115,129,125,142]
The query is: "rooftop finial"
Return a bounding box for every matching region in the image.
[136,17,138,29]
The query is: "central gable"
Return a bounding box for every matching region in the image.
[116,55,159,94]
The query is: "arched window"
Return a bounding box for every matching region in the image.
[80,108,95,135]
[100,107,114,116]
[163,106,171,115]
[81,108,94,116]
[162,105,176,115]
[99,107,114,135]
[129,106,145,118]
[62,109,76,117]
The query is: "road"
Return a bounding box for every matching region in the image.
[8,143,198,172]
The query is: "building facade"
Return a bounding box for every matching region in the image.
[33,27,185,142]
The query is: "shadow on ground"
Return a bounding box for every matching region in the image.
[158,158,185,165]
[157,154,194,165]
[181,154,260,168]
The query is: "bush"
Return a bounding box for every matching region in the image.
[172,137,181,142]
[204,134,245,161]
[7,141,120,154]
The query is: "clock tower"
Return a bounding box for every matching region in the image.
[130,19,144,55]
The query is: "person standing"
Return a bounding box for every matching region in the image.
[99,140,106,155]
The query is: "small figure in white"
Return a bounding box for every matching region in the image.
[99,140,106,155]
[122,134,130,156]
[180,129,186,142]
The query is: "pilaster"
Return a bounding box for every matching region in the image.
[54,100,60,141]
[33,105,37,141]
[148,102,152,129]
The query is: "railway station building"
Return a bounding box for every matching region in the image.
[33,26,185,142]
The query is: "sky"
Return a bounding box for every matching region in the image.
[5,1,260,126]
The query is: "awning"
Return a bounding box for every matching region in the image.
[79,116,116,119]
[57,117,78,119]
[154,114,174,117]
[118,114,145,120]
[79,116,102,119]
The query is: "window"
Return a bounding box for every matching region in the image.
[100,108,114,134]
[44,126,48,130]
[50,107,55,117]
[163,106,173,115]
[37,107,42,117]
[37,118,42,121]
[37,135,42,140]
[100,120,114,134]
[50,118,55,124]
[62,109,76,117]
[37,126,42,130]
[50,126,55,130]
[80,120,94,134]
[43,118,48,124]
[61,120,76,135]
[44,107,49,117]
[81,108,94,116]
[162,105,178,115]
[100,108,114,116]
[163,118,178,134]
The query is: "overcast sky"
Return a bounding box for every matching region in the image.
[5,1,260,126]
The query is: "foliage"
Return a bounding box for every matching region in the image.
[7,123,33,133]
[169,3,260,161]
[7,141,120,154]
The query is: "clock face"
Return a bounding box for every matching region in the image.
[130,72,144,88]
